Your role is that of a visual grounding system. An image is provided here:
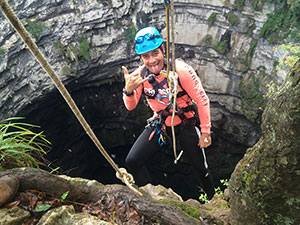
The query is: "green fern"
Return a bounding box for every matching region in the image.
[0,117,51,169]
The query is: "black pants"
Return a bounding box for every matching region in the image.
[125,123,215,200]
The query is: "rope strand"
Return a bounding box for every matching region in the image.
[166,0,182,164]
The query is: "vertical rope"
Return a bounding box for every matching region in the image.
[165,3,170,82]
[170,0,176,73]
[170,0,182,164]
[165,0,181,164]
[0,0,142,196]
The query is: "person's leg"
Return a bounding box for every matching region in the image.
[177,125,215,200]
[125,126,161,186]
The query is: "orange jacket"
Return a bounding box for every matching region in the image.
[123,60,211,134]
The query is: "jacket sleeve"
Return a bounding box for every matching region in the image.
[176,60,211,134]
[123,85,143,111]
[122,67,143,111]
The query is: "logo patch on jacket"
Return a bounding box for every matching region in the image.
[158,88,169,96]
[144,88,155,97]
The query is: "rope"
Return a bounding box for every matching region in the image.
[0,0,142,196]
[165,2,170,83]
[169,71,183,164]
[165,0,182,164]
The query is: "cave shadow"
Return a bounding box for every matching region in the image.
[17,83,248,201]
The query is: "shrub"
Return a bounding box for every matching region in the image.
[259,1,300,43]
[225,12,239,26]
[124,23,137,43]
[26,19,47,40]
[275,43,300,70]
[214,40,229,54]
[207,12,217,26]
[0,48,5,62]
[0,117,51,170]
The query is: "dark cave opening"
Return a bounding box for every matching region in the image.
[17,82,248,201]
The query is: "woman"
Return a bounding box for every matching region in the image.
[122,26,215,200]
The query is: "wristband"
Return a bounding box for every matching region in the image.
[123,88,134,96]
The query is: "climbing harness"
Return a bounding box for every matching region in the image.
[141,64,200,162]
[0,0,142,196]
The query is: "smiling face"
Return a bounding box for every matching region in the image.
[140,45,165,74]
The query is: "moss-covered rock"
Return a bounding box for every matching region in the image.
[238,73,264,123]
[229,61,300,225]
[0,206,30,225]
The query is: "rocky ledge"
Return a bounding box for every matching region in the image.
[0,167,230,225]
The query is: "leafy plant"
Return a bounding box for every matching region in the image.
[207,12,217,26]
[236,0,246,10]
[274,214,295,225]
[49,166,61,174]
[34,191,69,212]
[35,204,51,212]
[259,1,300,43]
[0,117,51,170]
[78,35,90,61]
[53,40,65,56]
[204,35,212,47]
[53,36,90,64]
[253,0,265,10]
[199,193,208,203]
[248,39,258,57]
[124,22,137,43]
[220,179,229,187]
[214,40,229,54]
[275,43,300,70]
[286,197,300,208]
[66,44,80,63]
[225,12,239,26]
[0,47,5,62]
[199,179,229,203]
[264,80,280,99]
[25,19,47,40]
[247,19,256,37]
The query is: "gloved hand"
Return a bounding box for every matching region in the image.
[198,132,211,148]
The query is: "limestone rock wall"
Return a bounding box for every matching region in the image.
[0,0,286,146]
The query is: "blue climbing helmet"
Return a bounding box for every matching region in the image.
[135,27,164,55]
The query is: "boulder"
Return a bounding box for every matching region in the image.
[0,206,30,225]
[0,176,19,207]
[37,205,112,225]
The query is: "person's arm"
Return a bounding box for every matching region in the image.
[123,84,143,110]
[176,60,211,148]
[122,66,147,111]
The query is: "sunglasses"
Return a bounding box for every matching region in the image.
[135,33,161,44]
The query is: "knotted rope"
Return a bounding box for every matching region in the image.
[168,71,183,164]
[0,0,142,196]
[165,0,182,163]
